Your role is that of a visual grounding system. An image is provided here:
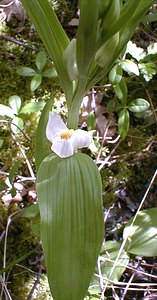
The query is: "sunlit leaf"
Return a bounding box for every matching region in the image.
[36,51,47,72]
[37,153,104,300]
[20,101,45,114]
[30,74,42,92]
[17,67,36,77]
[128,98,150,113]
[0,104,15,119]
[118,109,130,139]
[11,117,24,134]
[123,208,157,256]
[120,59,139,76]
[9,95,22,114]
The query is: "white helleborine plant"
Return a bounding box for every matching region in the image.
[46,112,92,158]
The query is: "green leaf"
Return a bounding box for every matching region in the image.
[76,0,99,75]
[35,97,54,170]
[20,0,73,107]
[114,79,128,106]
[30,74,42,92]
[42,68,58,77]
[22,203,39,219]
[89,241,129,294]
[36,51,47,72]
[63,38,78,80]
[139,62,157,81]
[20,101,45,114]
[0,104,15,119]
[9,160,21,185]
[128,98,150,113]
[37,153,104,300]
[11,117,24,134]
[123,208,157,256]
[17,67,36,77]
[120,59,139,76]
[109,64,123,85]
[9,95,21,114]
[118,109,130,139]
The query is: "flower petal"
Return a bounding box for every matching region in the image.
[46,112,67,143]
[52,140,74,158]
[71,129,92,150]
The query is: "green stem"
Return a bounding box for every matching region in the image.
[67,76,87,129]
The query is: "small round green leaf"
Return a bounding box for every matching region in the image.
[20,101,45,114]
[9,95,21,114]
[128,98,150,113]
[17,67,36,77]
[114,79,128,106]
[36,51,47,72]
[42,68,58,78]
[109,64,123,85]
[11,117,24,134]
[118,109,130,139]
[30,74,42,92]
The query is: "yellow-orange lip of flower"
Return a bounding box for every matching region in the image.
[60,129,74,140]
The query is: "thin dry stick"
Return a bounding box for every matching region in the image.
[103,167,157,293]
[1,211,20,299]
[98,138,121,171]
[11,133,35,179]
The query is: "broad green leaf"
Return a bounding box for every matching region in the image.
[109,64,123,85]
[20,101,45,114]
[20,0,73,107]
[76,0,99,75]
[123,208,157,256]
[89,241,129,294]
[11,117,24,134]
[120,59,139,76]
[63,38,78,80]
[37,153,104,300]
[128,98,150,113]
[36,51,47,72]
[9,160,22,185]
[0,104,14,119]
[35,97,54,170]
[42,68,58,78]
[30,74,42,92]
[114,79,128,106]
[17,67,36,77]
[118,109,130,139]
[9,95,21,114]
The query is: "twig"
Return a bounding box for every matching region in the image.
[0,34,39,52]
[102,167,157,293]
[98,138,121,171]
[1,211,21,299]
[11,133,35,178]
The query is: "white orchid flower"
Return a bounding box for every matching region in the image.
[46,111,92,158]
